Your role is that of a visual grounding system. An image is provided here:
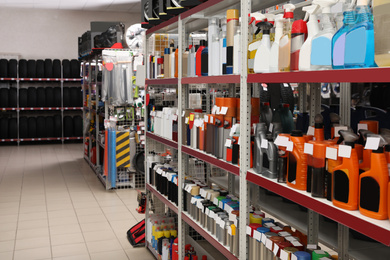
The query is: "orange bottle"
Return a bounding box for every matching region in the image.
[325,143,342,201]
[287,130,308,191]
[332,131,359,210]
[314,114,324,141]
[359,135,388,219]
[330,113,341,139]
[358,129,374,173]
[277,133,290,183]
[311,141,327,198]
[359,120,378,134]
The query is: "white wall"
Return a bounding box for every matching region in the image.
[0,8,140,60]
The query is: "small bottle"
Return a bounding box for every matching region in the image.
[183,48,189,78]
[201,41,208,76]
[290,19,307,71]
[196,40,206,77]
[287,130,308,191]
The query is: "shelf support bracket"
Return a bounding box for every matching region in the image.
[307,210,319,244]
[338,224,349,260]
[340,82,351,126]
[299,83,307,113]
[309,83,321,126]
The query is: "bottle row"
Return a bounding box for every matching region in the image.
[147,1,390,80]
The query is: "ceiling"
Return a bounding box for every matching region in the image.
[0,0,141,13]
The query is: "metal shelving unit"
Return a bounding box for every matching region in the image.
[143,0,390,259]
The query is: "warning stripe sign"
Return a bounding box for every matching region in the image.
[116,131,130,168]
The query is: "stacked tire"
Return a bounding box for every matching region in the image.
[0,117,17,139]
[19,87,63,107]
[0,88,17,108]
[64,115,83,137]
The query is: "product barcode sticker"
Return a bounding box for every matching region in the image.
[291,254,298,260]
[261,138,268,149]
[272,226,283,231]
[220,107,228,115]
[266,239,273,250]
[358,123,368,131]
[204,115,209,123]
[338,145,352,158]
[264,223,275,228]
[280,249,289,260]
[286,141,294,152]
[304,143,314,155]
[334,126,348,137]
[253,230,262,241]
[365,137,380,150]
[274,135,289,147]
[307,244,317,250]
[285,236,296,242]
[326,147,338,160]
[246,226,252,236]
[225,139,233,147]
[314,250,326,255]
[291,241,302,247]
[273,244,279,255]
[185,117,189,124]
[269,123,273,133]
[279,231,291,237]
[261,234,267,245]
[307,126,315,136]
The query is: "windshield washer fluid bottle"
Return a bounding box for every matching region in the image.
[290,19,308,71]
[248,13,265,74]
[270,14,284,72]
[310,0,339,70]
[278,4,296,72]
[374,0,390,67]
[265,14,276,42]
[332,0,357,69]
[344,0,376,68]
[253,20,274,73]
[299,5,321,71]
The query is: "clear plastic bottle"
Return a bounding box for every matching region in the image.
[278,4,296,72]
[374,0,390,67]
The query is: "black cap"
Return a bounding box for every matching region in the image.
[291,130,303,137]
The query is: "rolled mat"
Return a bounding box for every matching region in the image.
[109,129,117,188]
[104,130,108,176]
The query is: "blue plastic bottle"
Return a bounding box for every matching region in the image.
[332,8,357,69]
[344,0,376,68]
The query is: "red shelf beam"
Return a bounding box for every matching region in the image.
[19,137,62,141]
[146,183,178,214]
[146,78,178,85]
[182,75,240,84]
[246,170,390,246]
[0,139,18,142]
[182,146,240,176]
[146,16,179,35]
[146,132,178,149]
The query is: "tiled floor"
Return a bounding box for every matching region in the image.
[0,143,153,260]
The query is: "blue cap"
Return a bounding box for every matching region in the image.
[257,227,270,234]
[294,251,311,260]
[221,198,232,209]
[164,48,170,55]
[225,66,233,74]
[262,218,274,225]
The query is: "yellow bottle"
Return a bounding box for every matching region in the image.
[248,13,264,74]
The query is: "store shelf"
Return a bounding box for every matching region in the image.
[63,107,83,110]
[146,241,159,259]
[19,107,62,111]
[19,137,62,141]
[182,146,240,176]
[1,108,17,111]
[0,77,17,81]
[19,78,62,81]
[247,169,390,246]
[182,212,238,260]
[146,132,178,149]
[63,137,83,140]
[182,75,240,84]
[209,175,239,197]
[146,78,178,85]
[146,183,178,214]
[0,138,18,142]
[63,78,82,82]
[247,68,390,83]
[97,140,105,149]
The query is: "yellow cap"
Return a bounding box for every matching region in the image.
[227,9,239,20]
[171,230,178,237]
[249,213,263,224]
[231,224,236,236]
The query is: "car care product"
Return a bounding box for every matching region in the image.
[201,41,209,76]
[314,114,324,141]
[277,133,290,183]
[208,18,220,76]
[174,47,179,78]
[311,0,339,70]
[345,0,376,68]
[187,44,196,77]
[233,25,241,74]
[164,48,171,78]
[359,120,379,134]
[290,18,308,71]
[270,14,285,72]
[226,9,239,74]
[374,0,390,67]
[287,130,308,190]
[260,102,273,129]
[311,141,328,198]
[278,4,296,72]
[253,20,274,73]
[196,40,206,76]
[358,129,374,173]
[325,143,342,201]
[249,223,262,260]
[171,47,176,78]
[312,250,330,260]
[273,103,294,134]
[183,48,189,77]
[330,113,341,139]
[359,135,389,219]
[332,130,359,210]
[294,251,311,260]
[257,227,270,260]
[248,13,264,74]
[332,0,357,69]
[220,19,227,75]
[254,123,267,174]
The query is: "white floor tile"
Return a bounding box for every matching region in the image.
[18,212,48,221]
[49,216,79,226]
[80,222,112,233]
[50,224,82,236]
[75,207,104,216]
[18,219,48,230]
[0,251,13,260]
[0,240,14,253]
[53,254,91,260]
[51,233,85,246]
[77,214,107,224]
[15,237,50,250]
[125,248,154,260]
[90,249,129,260]
[86,239,122,254]
[52,243,89,258]
[14,247,51,260]
[16,227,50,240]
[83,230,117,242]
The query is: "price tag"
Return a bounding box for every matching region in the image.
[238,137,240,145]
[261,139,268,149]
[263,223,275,228]
[209,210,215,219]
[304,143,313,155]
[228,212,236,222]
[205,208,210,216]
[253,230,262,241]
[261,235,267,245]
[280,249,289,260]
[219,219,225,229]
[213,197,219,205]
[206,192,212,200]
[229,124,238,137]
[234,218,238,228]
[285,236,296,242]
[291,241,302,247]
[156,168,163,174]
[182,111,185,117]
[210,116,214,124]
[225,139,232,147]
[204,115,209,123]
[278,231,291,237]
[365,137,380,150]
[338,145,352,158]
[307,244,317,250]
[266,239,273,250]
[219,201,223,209]
[334,126,348,137]
[273,244,279,255]
[291,254,298,260]
[173,115,178,121]
[174,177,177,185]
[326,147,338,160]
[191,197,197,204]
[269,123,274,133]
[358,123,368,131]
[220,107,228,115]
[246,226,252,236]
[185,117,189,124]
[307,126,315,136]
[227,226,232,235]
[274,135,289,147]
[286,141,294,152]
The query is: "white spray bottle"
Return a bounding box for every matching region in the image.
[278,3,296,72]
[248,13,265,74]
[208,18,220,76]
[269,14,284,72]
[310,0,339,70]
[299,4,321,71]
[264,14,276,42]
[253,19,274,73]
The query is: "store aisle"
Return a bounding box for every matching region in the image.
[0,144,153,260]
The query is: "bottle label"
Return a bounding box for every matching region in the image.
[311,36,332,66]
[333,33,347,66]
[345,27,367,65]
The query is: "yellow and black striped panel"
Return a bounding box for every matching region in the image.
[116,131,130,168]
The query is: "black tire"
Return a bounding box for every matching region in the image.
[53,59,61,78]
[77,88,83,107]
[19,89,27,107]
[27,87,37,107]
[0,118,8,139]
[44,59,53,78]
[19,59,28,78]
[36,59,45,78]
[45,87,54,107]
[8,59,17,78]
[28,117,37,138]
[8,118,17,139]
[63,116,73,137]
[70,88,79,107]
[36,87,46,107]
[280,83,295,113]
[70,59,80,78]
[8,88,17,108]
[19,117,28,138]
[63,87,70,107]
[0,59,7,77]
[36,116,46,137]
[62,59,71,78]
[73,116,83,137]
[27,60,36,78]
[0,88,8,108]
[54,115,62,137]
[45,116,54,138]
[53,88,61,107]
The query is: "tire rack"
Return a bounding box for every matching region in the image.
[0,75,82,144]
[143,0,390,259]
